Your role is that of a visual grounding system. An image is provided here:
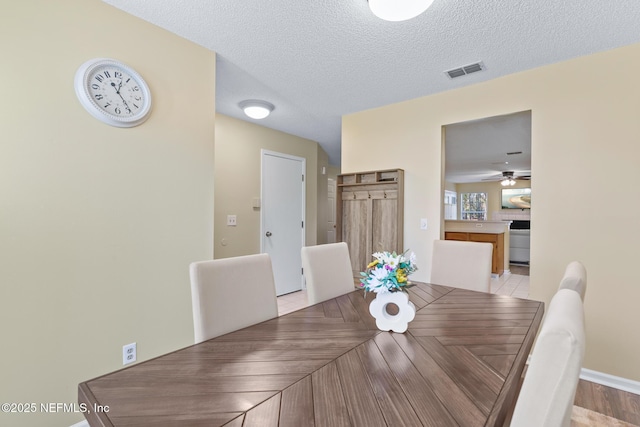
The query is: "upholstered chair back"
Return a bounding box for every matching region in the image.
[430,239,493,292]
[511,288,586,427]
[189,253,278,343]
[558,261,587,301]
[301,242,355,305]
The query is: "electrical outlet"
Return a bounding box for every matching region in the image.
[227,215,237,226]
[123,342,136,365]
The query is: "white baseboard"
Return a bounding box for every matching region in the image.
[580,368,640,396]
[69,420,89,427]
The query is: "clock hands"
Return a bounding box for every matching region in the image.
[110,80,133,114]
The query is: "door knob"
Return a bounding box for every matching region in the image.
[265,231,272,237]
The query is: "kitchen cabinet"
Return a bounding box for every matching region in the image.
[444,231,505,276]
[337,169,404,276]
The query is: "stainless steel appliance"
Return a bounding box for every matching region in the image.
[509,220,530,264]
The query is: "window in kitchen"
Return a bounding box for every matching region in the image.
[444,190,457,220]
[460,192,487,220]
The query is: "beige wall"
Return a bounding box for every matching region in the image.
[327,165,341,179]
[343,42,640,381]
[0,1,216,426]
[324,165,341,243]
[214,114,327,258]
[316,145,330,245]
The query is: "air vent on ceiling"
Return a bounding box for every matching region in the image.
[445,61,486,79]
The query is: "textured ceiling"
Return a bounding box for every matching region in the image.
[445,111,531,183]
[102,0,640,166]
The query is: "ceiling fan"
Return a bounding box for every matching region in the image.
[482,171,531,186]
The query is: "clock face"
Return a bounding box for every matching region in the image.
[87,64,146,118]
[75,59,152,127]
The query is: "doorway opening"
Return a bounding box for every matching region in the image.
[443,110,532,273]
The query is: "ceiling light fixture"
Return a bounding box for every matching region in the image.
[239,100,274,120]
[500,171,517,186]
[368,0,435,22]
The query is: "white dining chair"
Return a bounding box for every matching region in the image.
[510,288,586,427]
[301,242,356,305]
[189,253,279,343]
[558,261,587,301]
[430,239,493,292]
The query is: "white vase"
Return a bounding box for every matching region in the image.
[369,291,416,333]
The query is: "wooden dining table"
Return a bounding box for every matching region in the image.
[78,282,543,427]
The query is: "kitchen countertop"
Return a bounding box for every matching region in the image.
[444,220,510,234]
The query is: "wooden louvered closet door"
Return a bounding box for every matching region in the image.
[337,169,404,276]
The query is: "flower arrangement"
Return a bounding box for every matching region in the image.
[360,250,418,294]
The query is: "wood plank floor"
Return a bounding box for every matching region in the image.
[574,379,640,425]
[277,279,640,427]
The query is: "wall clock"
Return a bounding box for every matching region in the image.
[74,58,152,127]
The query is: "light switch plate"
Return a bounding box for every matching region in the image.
[420,218,428,230]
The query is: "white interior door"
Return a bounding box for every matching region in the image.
[327,178,336,243]
[261,150,305,296]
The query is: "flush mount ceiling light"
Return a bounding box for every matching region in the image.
[239,100,274,120]
[368,0,435,22]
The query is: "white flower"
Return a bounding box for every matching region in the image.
[371,268,388,280]
[368,268,390,293]
[372,252,385,261]
[377,252,400,270]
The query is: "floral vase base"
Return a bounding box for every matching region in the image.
[369,291,416,333]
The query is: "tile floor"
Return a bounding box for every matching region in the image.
[276,289,311,316]
[491,271,530,299]
[277,270,531,315]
